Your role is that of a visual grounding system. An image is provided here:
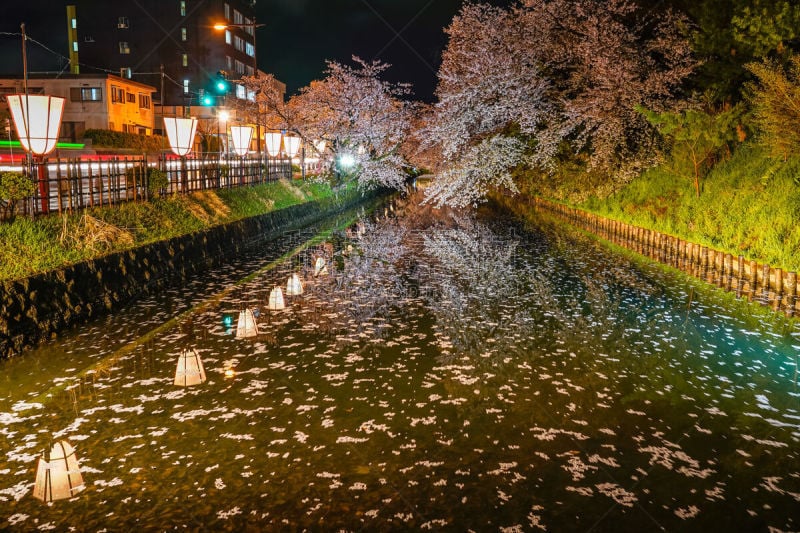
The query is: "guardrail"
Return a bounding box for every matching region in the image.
[533,197,799,317]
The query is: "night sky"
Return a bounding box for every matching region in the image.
[0,0,511,102]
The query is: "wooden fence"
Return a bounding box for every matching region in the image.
[533,198,799,317]
[3,153,293,220]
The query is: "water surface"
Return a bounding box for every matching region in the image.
[1,193,798,531]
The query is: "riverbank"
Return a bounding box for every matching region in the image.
[0,179,336,282]
[520,142,800,275]
[0,181,381,358]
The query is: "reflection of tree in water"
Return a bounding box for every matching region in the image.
[306,217,409,344]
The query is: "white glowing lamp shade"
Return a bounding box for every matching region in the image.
[284,135,301,158]
[163,116,198,156]
[6,94,65,156]
[264,132,283,157]
[235,308,259,338]
[286,273,304,296]
[229,125,253,156]
[268,286,285,310]
[174,348,207,386]
[314,257,328,277]
[33,440,85,502]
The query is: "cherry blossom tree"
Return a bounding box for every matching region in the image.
[423,0,696,207]
[288,57,415,190]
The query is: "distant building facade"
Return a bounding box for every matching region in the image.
[65,0,260,108]
[0,74,156,141]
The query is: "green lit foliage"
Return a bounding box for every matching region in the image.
[731,0,800,58]
[639,104,743,196]
[0,171,35,220]
[745,54,800,160]
[675,0,800,103]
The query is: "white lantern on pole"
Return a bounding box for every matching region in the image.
[235,308,259,338]
[163,117,198,156]
[6,94,65,156]
[264,132,283,157]
[174,348,207,386]
[229,125,253,157]
[284,135,301,159]
[268,287,285,310]
[33,440,85,502]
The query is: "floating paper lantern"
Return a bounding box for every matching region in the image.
[286,273,304,296]
[33,440,85,502]
[268,287,285,310]
[314,257,328,277]
[174,348,206,386]
[235,308,259,338]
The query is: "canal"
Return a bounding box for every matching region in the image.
[1,191,798,531]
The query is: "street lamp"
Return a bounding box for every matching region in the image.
[213,20,265,162]
[163,116,198,192]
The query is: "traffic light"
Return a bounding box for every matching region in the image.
[212,71,229,95]
[199,90,214,106]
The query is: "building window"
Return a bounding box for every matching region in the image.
[118,16,129,29]
[233,35,244,52]
[71,18,77,29]
[119,41,130,54]
[183,79,189,94]
[234,59,244,75]
[70,87,102,102]
[225,30,231,45]
[139,94,151,109]
[182,53,188,67]
[73,42,79,52]
[233,9,243,24]
[226,55,232,71]
[181,28,187,41]
[235,83,245,99]
[243,18,254,36]
[126,92,136,103]
[246,65,254,77]
[224,3,230,20]
[180,1,186,16]
[111,86,126,103]
[245,42,255,58]
[120,67,132,78]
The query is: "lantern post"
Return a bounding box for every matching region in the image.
[163,116,198,193]
[230,125,253,185]
[6,23,65,216]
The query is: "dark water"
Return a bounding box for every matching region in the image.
[1,192,798,531]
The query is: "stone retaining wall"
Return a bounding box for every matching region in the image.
[0,192,373,359]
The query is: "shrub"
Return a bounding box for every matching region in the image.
[147,168,169,198]
[0,171,36,220]
[83,129,167,153]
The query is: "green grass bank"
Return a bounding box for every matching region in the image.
[0,179,341,282]
[541,142,800,274]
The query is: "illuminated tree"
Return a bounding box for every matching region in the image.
[424,0,696,207]
[288,57,414,190]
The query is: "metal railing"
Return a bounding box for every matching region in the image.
[1,153,293,220]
